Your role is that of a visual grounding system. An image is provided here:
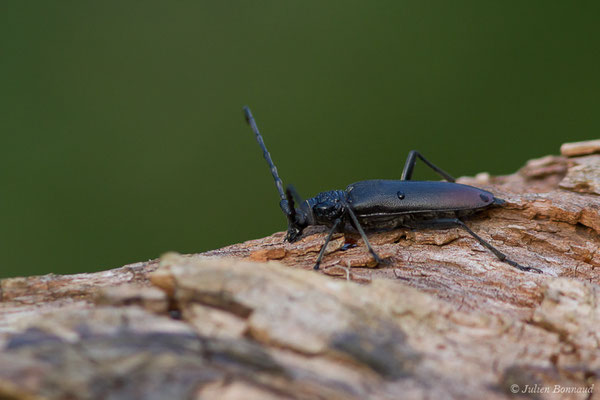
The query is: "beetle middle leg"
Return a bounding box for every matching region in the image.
[409,218,543,273]
[401,150,456,182]
[345,206,382,266]
[314,208,382,270]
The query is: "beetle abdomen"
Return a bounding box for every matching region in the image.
[346,180,495,216]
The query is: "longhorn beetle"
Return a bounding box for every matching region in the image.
[243,106,542,274]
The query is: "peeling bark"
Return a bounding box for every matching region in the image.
[1,141,599,400]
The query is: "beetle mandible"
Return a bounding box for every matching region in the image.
[243,106,542,274]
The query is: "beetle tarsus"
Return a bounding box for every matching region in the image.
[285,225,303,243]
[373,253,383,265]
[509,260,543,274]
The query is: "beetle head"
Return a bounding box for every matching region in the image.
[307,190,347,226]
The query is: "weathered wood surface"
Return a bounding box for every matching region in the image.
[1,141,599,400]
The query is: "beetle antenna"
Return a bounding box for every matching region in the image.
[243,106,286,203]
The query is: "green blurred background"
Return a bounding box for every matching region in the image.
[1,2,598,278]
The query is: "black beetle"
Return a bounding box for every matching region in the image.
[243,106,542,274]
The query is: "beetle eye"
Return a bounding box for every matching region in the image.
[397,191,405,200]
[314,205,329,215]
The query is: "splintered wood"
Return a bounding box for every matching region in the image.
[1,140,599,400]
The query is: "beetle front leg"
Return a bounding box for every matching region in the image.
[314,218,343,270]
[401,150,456,182]
[286,184,304,205]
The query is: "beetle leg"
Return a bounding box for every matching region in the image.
[453,219,542,273]
[286,184,304,205]
[410,218,542,273]
[283,187,303,242]
[401,150,456,182]
[345,207,383,266]
[285,187,297,225]
[314,217,343,270]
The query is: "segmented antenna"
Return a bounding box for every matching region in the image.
[243,106,286,202]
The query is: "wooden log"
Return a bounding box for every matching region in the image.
[0,141,599,400]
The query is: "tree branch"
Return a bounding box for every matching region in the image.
[1,141,599,400]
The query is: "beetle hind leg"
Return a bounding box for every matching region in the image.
[412,218,542,273]
[401,150,456,182]
[453,219,542,273]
